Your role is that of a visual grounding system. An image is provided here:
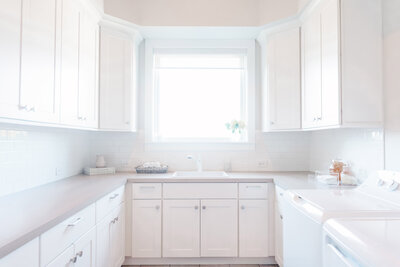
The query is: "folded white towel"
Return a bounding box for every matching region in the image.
[142,161,161,168]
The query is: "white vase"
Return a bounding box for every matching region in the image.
[96,155,106,168]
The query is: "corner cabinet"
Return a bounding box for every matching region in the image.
[301,0,383,129]
[262,25,301,131]
[99,23,141,132]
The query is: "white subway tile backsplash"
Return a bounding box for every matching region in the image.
[0,124,91,197]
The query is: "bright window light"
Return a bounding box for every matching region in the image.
[153,51,248,142]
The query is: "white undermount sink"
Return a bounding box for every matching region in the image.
[172,171,230,178]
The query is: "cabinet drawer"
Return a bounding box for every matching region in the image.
[239,183,269,199]
[132,183,162,199]
[96,185,125,222]
[163,183,237,199]
[40,204,95,266]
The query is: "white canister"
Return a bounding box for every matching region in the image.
[96,155,106,168]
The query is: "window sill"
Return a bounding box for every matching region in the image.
[145,141,255,151]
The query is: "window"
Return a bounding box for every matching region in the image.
[145,40,255,148]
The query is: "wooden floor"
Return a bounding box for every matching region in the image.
[123,265,279,267]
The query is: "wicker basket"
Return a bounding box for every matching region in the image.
[135,164,168,174]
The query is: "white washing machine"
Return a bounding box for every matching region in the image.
[323,217,400,267]
[282,171,400,267]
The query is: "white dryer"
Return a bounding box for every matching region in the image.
[323,217,400,267]
[282,170,400,267]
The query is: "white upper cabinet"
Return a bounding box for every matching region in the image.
[60,0,99,128]
[263,26,301,131]
[99,26,139,131]
[12,0,60,123]
[301,0,383,129]
[20,0,60,123]
[0,0,23,120]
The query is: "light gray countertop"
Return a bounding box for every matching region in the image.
[0,171,345,259]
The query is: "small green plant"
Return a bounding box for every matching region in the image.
[225,120,246,134]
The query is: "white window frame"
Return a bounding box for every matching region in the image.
[145,39,255,151]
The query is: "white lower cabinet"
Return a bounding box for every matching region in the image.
[46,227,96,267]
[163,199,200,257]
[274,186,285,266]
[0,238,39,267]
[201,199,238,257]
[132,200,162,257]
[239,199,269,257]
[131,182,271,261]
[97,202,125,267]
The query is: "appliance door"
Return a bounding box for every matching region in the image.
[282,191,323,267]
[324,243,360,267]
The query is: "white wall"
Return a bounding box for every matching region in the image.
[0,124,91,197]
[104,0,299,26]
[309,128,384,181]
[383,0,400,171]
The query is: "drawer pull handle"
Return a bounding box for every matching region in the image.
[68,217,82,227]
[140,186,156,189]
[246,185,262,189]
[112,216,119,224]
[70,256,77,263]
[109,193,119,200]
[76,251,83,257]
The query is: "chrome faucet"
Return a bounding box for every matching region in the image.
[187,154,203,172]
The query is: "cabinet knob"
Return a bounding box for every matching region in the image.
[155,205,160,210]
[29,106,35,112]
[270,121,275,125]
[194,206,199,210]
[280,215,283,219]
[241,206,245,210]
[202,206,206,210]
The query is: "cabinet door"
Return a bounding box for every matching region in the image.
[96,213,113,267]
[46,245,75,267]
[78,10,99,128]
[266,27,301,130]
[20,0,60,123]
[0,238,39,267]
[201,199,238,257]
[274,202,283,266]
[74,227,96,267]
[99,28,135,131]
[0,0,23,120]
[132,200,162,258]
[320,0,340,127]
[239,200,269,257]
[60,0,80,126]
[110,203,125,267]
[163,200,200,257]
[302,11,322,128]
